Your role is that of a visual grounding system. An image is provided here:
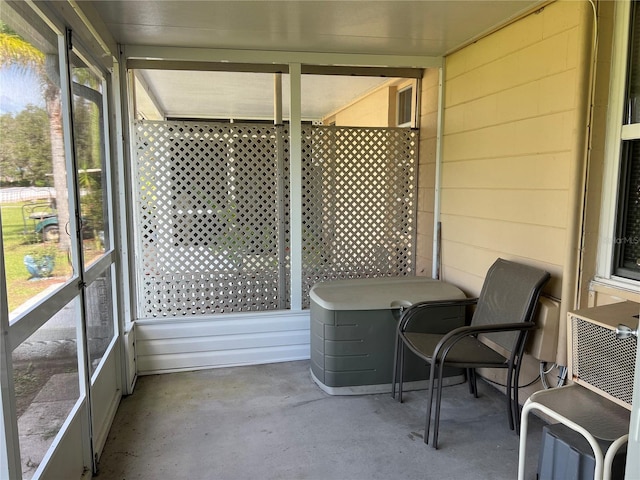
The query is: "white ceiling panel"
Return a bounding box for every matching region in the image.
[79,0,544,118]
[82,0,543,57]
[137,70,393,121]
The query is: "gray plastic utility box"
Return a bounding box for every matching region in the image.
[538,423,626,480]
[310,277,466,395]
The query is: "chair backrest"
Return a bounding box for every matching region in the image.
[471,258,551,352]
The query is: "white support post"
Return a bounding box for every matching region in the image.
[274,73,283,126]
[289,64,303,310]
[274,73,287,309]
[432,66,445,279]
[113,48,138,395]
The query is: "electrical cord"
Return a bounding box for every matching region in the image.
[540,361,557,389]
[557,365,568,387]
[475,373,541,389]
[456,360,569,390]
[462,362,568,390]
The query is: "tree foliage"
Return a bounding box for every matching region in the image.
[0,22,44,73]
[0,106,52,185]
[1,20,72,249]
[1,20,106,245]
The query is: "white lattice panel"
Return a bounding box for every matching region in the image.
[134,121,418,316]
[135,121,288,316]
[301,126,418,307]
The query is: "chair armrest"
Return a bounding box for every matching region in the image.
[432,321,536,361]
[398,297,478,332]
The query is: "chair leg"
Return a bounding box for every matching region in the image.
[398,340,405,403]
[470,369,478,398]
[466,368,475,395]
[424,360,438,446]
[432,360,448,449]
[505,362,515,431]
[392,336,399,399]
[513,355,525,434]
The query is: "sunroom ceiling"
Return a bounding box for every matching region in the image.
[84,0,543,57]
[135,70,393,121]
[80,0,544,119]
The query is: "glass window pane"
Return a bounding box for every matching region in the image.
[615,140,640,279]
[70,56,110,269]
[13,298,81,479]
[87,267,115,378]
[398,87,412,126]
[0,13,75,319]
[626,1,640,124]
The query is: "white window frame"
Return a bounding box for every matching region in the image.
[596,0,640,291]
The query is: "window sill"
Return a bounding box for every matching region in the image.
[589,276,640,304]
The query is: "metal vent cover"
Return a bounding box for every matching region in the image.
[571,316,637,406]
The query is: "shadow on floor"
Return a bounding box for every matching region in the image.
[97,360,545,480]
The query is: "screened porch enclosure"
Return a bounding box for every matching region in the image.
[133,119,419,317]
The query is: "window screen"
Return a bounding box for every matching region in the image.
[614,2,640,279]
[615,140,640,279]
[625,1,640,124]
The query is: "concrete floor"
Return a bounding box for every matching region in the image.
[97,360,546,480]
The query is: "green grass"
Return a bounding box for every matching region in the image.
[2,202,74,313]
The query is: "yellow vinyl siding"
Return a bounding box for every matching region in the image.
[440,0,591,304]
[442,153,573,190]
[440,189,569,228]
[331,87,392,127]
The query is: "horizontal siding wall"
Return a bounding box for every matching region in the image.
[135,311,310,375]
[440,0,592,393]
[440,0,591,298]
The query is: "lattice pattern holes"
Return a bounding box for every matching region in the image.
[134,121,418,315]
[301,126,418,307]
[135,121,287,316]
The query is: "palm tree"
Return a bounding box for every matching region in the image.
[0,22,71,251]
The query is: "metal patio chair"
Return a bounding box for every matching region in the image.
[392,258,550,449]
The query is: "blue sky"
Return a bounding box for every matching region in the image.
[0,65,45,115]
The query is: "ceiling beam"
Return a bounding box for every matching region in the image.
[133,71,166,120]
[127,59,424,79]
[123,45,443,70]
[128,60,288,74]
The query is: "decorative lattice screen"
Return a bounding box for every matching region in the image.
[134,120,417,317]
[135,121,288,316]
[301,126,418,307]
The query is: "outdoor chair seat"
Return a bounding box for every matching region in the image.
[402,332,509,367]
